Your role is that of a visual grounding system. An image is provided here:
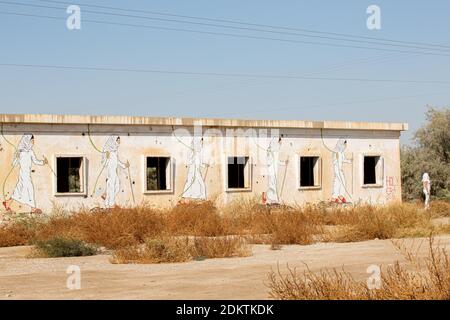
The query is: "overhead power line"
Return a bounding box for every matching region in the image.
[1,9,450,58]
[1,0,448,53]
[0,62,449,85]
[40,0,450,50]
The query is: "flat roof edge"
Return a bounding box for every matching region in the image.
[0,114,408,131]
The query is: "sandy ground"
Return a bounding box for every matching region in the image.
[1,235,450,300]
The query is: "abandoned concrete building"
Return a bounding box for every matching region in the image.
[0,114,408,213]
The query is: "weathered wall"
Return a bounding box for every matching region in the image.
[0,123,403,213]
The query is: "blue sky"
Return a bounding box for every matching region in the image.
[0,0,449,143]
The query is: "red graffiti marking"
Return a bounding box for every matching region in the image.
[386,176,398,201]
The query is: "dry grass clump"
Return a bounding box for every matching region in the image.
[0,206,166,249]
[35,206,166,249]
[0,200,449,253]
[269,209,322,246]
[228,204,323,246]
[268,265,370,300]
[220,197,261,234]
[324,203,433,242]
[267,235,450,300]
[111,235,252,264]
[0,219,38,247]
[436,223,450,235]
[430,200,450,217]
[330,207,397,242]
[166,201,226,236]
[33,237,98,258]
[111,236,192,264]
[193,236,252,258]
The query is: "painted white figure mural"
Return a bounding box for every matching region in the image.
[101,136,129,208]
[2,134,47,214]
[422,172,431,210]
[331,139,352,203]
[265,137,288,205]
[181,136,207,201]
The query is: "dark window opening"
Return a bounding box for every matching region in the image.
[56,157,83,193]
[146,157,170,191]
[228,156,248,189]
[300,157,318,187]
[364,156,378,185]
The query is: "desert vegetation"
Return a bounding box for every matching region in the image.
[267,235,450,300]
[0,197,449,300]
[0,200,449,263]
[402,106,449,201]
[111,235,251,264]
[33,237,98,258]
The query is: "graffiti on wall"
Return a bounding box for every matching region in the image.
[1,131,135,212]
[386,176,400,201]
[320,129,353,204]
[179,136,208,202]
[265,138,281,205]
[331,139,353,204]
[99,136,131,208]
[265,137,289,205]
[2,134,48,214]
[252,136,288,205]
[0,125,400,213]
[86,127,135,209]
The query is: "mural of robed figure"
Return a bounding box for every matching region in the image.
[101,136,129,208]
[265,137,288,205]
[181,136,208,201]
[331,139,352,203]
[2,134,47,214]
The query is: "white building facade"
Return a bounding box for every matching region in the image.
[0,114,407,213]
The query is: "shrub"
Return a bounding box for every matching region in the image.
[401,106,450,201]
[430,201,450,217]
[111,236,192,264]
[325,203,433,242]
[1,201,449,254]
[166,201,225,236]
[34,237,97,257]
[232,204,322,246]
[270,209,322,245]
[193,236,251,258]
[0,219,39,247]
[111,235,252,264]
[338,207,396,242]
[35,206,166,249]
[268,265,369,300]
[267,235,450,300]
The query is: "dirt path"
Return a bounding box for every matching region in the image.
[1,236,449,300]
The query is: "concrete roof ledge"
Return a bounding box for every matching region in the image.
[0,114,408,131]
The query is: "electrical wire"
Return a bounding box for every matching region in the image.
[39,0,450,50]
[0,62,449,84]
[2,0,449,53]
[1,9,450,58]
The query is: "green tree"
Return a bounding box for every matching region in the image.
[401,106,450,201]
